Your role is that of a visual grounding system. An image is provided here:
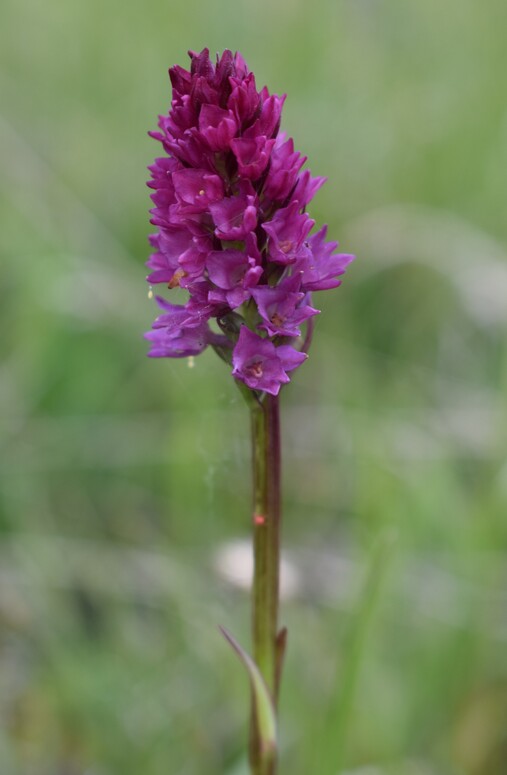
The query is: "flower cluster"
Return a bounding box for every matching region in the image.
[145,48,354,395]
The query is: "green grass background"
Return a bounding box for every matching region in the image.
[1,1,507,773]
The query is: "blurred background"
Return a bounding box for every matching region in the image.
[1,1,507,773]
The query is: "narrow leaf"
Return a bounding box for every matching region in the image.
[219,626,277,759]
[312,527,397,774]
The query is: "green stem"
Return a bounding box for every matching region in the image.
[249,393,282,775]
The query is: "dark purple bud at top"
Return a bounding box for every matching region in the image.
[214,49,235,104]
[228,72,260,127]
[169,64,192,98]
[189,48,214,79]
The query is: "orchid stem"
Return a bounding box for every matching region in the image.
[249,393,282,775]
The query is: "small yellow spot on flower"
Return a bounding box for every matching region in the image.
[168,268,187,289]
[198,189,205,196]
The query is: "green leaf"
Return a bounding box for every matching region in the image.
[220,626,277,762]
[310,528,398,774]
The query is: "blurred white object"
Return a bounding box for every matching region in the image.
[213,539,301,601]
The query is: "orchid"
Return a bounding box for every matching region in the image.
[145,47,353,396]
[144,49,355,775]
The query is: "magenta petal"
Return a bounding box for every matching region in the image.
[276,345,308,372]
[291,169,326,208]
[251,275,319,337]
[296,225,355,291]
[263,134,306,203]
[244,93,286,140]
[145,320,211,358]
[199,104,238,151]
[172,168,224,212]
[209,187,258,240]
[227,72,260,126]
[206,249,250,290]
[231,326,306,395]
[263,202,315,265]
[230,136,275,180]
